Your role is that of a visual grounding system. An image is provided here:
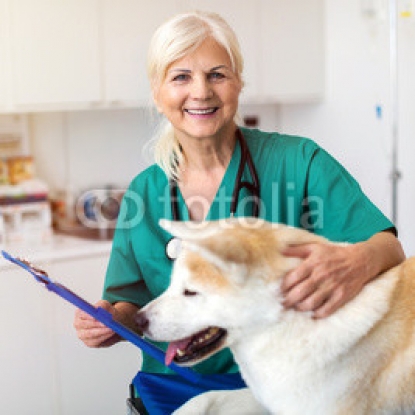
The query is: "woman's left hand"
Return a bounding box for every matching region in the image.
[280,232,405,319]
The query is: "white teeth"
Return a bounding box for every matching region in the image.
[187,108,216,115]
[201,328,219,342]
[175,327,221,357]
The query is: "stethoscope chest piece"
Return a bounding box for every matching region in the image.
[166,237,182,261]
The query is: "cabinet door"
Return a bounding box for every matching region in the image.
[102,0,185,105]
[9,0,101,108]
[0,0,11,110]
[0,263,59,414]
[186,0,324,103]
[259,0,325,102]
[49,255,141,415]
[185,0,259,101]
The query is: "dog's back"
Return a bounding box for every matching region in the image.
[363,257,415,412]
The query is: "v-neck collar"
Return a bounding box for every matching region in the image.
[172,138,242,222]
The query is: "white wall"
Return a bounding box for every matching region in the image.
[30,108,158,193]
[279,0,415,255]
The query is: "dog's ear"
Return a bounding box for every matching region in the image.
[185,241,248,286]
[160,219,249,285]
[186,240,242,273]
[159,217,268,240]
[159,219,224,241]
[273,224,329,248]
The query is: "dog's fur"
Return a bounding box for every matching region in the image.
[135,218,415,414]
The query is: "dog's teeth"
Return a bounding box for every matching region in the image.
[176,349,185,357]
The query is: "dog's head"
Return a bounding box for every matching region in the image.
[135,218,326,367]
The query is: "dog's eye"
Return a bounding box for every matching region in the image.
[183,289,198,297]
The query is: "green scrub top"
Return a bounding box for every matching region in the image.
[103,127,395,375]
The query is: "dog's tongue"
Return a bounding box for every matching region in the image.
[165,337,192,366]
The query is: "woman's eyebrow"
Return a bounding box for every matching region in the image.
[168,68,191,74]
[168,65,230,74]
[210,65,230,71]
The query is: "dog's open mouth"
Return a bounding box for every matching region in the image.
[165,326,227,366]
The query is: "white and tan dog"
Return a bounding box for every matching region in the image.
[135,218,415,415]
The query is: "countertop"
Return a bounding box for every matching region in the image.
[0,233,112,270]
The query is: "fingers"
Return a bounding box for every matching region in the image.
[280,244,318,293]
[282,273,335,314]
[312,289,344,319]
[77,326,116,347]
[282,245,313,260]
[280,244,350,317]
[281,269,361,319]
[95,299,114,311]
[281,264,311,294]
[283,280,325,311]
[73,300,117,348]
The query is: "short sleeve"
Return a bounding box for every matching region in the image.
[304,145,395,242]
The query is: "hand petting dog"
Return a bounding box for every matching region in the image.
[281,230,404,319]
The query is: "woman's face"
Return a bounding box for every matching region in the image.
[153,37,242,143]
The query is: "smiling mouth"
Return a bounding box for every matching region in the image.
[185,107,218,115]
[165,326,227,366]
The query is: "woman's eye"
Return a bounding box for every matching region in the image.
[172,74,190,82]
[183,289,198,297]
[209,72,225,81]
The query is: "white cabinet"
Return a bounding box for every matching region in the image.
[186,0,325,103]
[1,0,185,111]
[102,0,185,106]
[0,0,11,111]
[49,254,141,415]
[0,0,325,112]
[0,263,59,414]
[0,252,141,415]
[8,0,101,110]
[186,0,260,101]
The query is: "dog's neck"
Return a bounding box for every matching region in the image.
[228,269,399,413]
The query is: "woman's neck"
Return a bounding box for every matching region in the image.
[175,125,238,221]
[177,125,238,174]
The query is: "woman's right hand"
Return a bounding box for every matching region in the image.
[73,300,121,348]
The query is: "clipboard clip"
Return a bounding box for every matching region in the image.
[2,250,52,284]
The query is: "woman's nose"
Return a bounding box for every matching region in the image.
[190,77,212,99]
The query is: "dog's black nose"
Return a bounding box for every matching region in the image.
[135,312,149,332]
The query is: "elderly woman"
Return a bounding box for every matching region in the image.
[74,7,404,402]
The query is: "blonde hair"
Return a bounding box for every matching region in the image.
[147,10,244,180]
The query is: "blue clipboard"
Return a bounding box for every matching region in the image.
[1,250,201,384]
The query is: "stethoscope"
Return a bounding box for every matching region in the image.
[165,129,260,261]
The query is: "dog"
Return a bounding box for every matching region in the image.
[135,218,415,414]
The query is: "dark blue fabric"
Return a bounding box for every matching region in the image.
[132,372,246,415]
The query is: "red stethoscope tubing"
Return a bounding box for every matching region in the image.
[166,129,260,261]
[169,129,260,221]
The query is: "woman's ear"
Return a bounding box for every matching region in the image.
[153,95,163,114]
[151,83,163,114]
